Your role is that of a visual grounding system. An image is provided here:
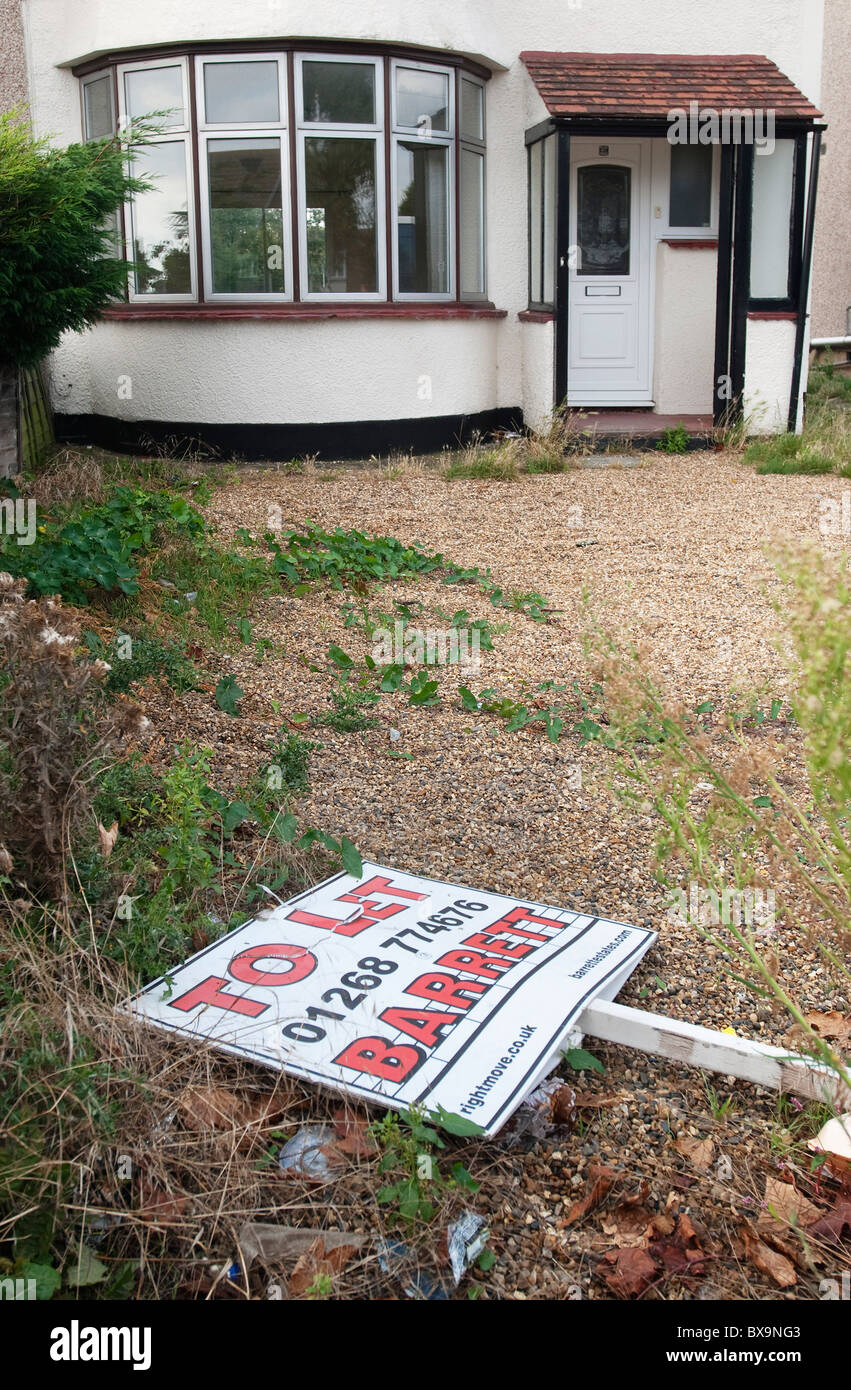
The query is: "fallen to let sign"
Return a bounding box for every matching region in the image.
[129,862,656,1136]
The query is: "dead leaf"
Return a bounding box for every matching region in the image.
[803,1011,851,1043]
[806,1201,851,1248]
[649,1212,708,1277]
[97,821,118,859]
[675,1134,715,1172]
[137,1179,193,1225]
[601,1182,652,1247]
[574,1091,622,1109]
[741,1219,797,1288]
[289,1237,359,1297]
[178,1084,282,1135]
[601,1246,658,1298]
[565,1164,616,1226]
[332,1107,379,1158]
[758,1175,821,1236]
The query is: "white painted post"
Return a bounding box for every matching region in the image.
[577,999,851,1108]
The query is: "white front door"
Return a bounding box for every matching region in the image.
[567,139,653,406]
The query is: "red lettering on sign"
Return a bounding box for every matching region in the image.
[337,874,428,904]
[461,931,535,960]
[169,975,268,1018]
[490,906,553,940]
[379,1006,461,1048]
[229,943,316,988]
[285,907,371,938]
[435,948,512,981]
[334,1035,425,1082]
[406,972,487,1010]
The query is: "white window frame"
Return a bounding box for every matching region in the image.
[663,141,720,238]
[295,52,384,132]
[296,130,387,301]
[390,57,455,139]
[459,144,487,301]
[118,55,191,133]
[459,73,486,147]
[80,68,115,142]
[391,135,455,302]
[118,57,197,302]
[195,53,287,130]
[198,132,293,302]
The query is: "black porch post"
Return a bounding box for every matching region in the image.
[729,141,755,421]
[713,142,736,427]
[787,129,823,433]
[554,125,571,411]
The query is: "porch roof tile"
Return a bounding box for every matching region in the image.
[519,52,821,121]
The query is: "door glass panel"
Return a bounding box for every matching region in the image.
[577,164,630,276]
[207,138,284,294]
[203,61,280,125]
[304,137,378,293]
[302,61,375,124]
[129,141,191,294]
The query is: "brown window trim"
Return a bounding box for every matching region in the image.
[72,40,491,83]
[659,239,718,249]
[101,303,507,322]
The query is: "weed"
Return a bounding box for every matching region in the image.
[658,424,691,454]
[82,627,206,695]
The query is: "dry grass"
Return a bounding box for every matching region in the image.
[0,897,499,1301]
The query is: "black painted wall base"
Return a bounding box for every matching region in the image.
[53,409,524,463]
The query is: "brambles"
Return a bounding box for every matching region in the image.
[0,575,147,894]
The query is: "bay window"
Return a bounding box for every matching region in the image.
[82,46,487,307]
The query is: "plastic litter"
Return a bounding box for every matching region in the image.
[446,1211,489,1284]
[377,1238,447,1300]
[239,1222,367,1268]
[277,1124,340,1180]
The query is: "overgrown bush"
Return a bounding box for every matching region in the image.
[0,111,151,371]
[0,574,147,893]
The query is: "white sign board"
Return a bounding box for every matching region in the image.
[130,863,656,1136]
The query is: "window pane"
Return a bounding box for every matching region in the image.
[84,77,113,139]
[542,134,555,303]
[577,164,630,276]
[669,143,712,227]
[304,137,377,293]
[130,141,191,294]
[460,147,484,296]
[124,65,185,127]
[395,66,449,132]
[302,61,375,124]
[460,78,483,142]
[529,140,543,300]
[397,142,449,294]
[750,140,795,299]
[203,61,280,124]
[207,139,284,294]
